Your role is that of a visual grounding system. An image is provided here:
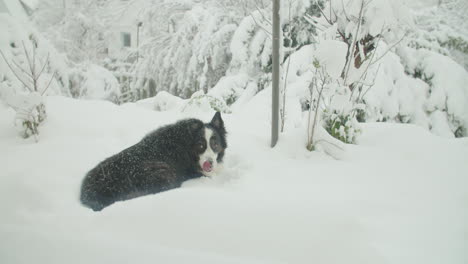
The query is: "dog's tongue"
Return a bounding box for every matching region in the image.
[202,161,212,172]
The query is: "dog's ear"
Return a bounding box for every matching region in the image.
[210,112,224,130]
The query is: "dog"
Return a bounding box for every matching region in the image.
[80,112,227,211]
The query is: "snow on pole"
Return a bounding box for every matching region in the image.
[271,0,280,148]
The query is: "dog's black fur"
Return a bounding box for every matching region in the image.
[80,112,227,211]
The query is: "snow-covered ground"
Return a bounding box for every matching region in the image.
[1,96,467,264]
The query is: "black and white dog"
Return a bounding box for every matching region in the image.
[80,112,227,211]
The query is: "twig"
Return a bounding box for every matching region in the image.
[0,49,34,92]
[343,0,365,85]
[22,41,35,76]
[11,59,34,79]
[309,67,327,149]
[341,0,350,21]
[317,4,333,25]
[41,71,57,96]
[355,23,385,84]
[254,5,272,26]
[250,13,272,37]
[280,54,292,132]
[36,53,50,81]
[307,77,316,149]
[359,63,381,101]
[370,32,407,65]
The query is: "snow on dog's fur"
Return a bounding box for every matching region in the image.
[80,112,227,211]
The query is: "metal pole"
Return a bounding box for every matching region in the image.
[271,0,280,147]
[136,22,142,63]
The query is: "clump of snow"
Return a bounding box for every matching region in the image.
[207,73,249,105]
[314,40,348,79]
[182,91,231,114]
[153,91,185,112]
[361,44,429,127]
[69,63,120,103]
[4,91,46,139]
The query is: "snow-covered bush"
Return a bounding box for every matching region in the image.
[69,63,120,103]
[6,92,46,139]
[1,14,69,140]
[153,91,184,112]
[401,48,468,137]
[305,47,361,149]
[207,74,250,106]
[182,91,231,114]
[323,111,361,144]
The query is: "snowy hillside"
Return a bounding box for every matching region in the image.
[1,96,467,264]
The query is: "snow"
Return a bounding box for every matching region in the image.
[400,47,468,135]
[1,96,467,264]
[314,40,348,79]
[70,63,120,103]
[1,0,467,262]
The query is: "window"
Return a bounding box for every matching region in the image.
[121,32,131,47]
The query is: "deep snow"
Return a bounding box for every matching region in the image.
[0,96,467,264]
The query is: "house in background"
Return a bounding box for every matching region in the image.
[105,0,145,60]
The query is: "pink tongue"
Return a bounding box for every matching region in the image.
[202,161,212,172]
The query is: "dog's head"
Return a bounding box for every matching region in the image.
[192,112,227,177]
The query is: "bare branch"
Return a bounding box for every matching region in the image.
[318,5,333,25]
[343,0,365,85]
[370,32,407,65]
[354,23,385,88]
[41,71,57,96]
[32,40,36,76]
[280,55,292,132]
[341,0,350,21]
[36,53,50,80]
[250,13,272,37]
[0,49,34,92]
[21,41,35,75]
[11,59,34,79]
[254,4,272,26]
[303,14,329,32]
[359,63,381,101]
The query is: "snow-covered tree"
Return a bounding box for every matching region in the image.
[0,15,69,140]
